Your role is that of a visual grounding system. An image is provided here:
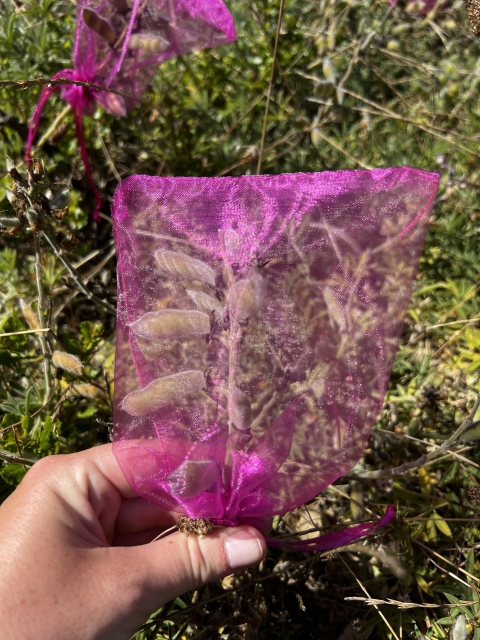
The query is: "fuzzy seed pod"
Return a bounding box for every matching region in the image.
[122,370,205,416]
[168,459,220,498]
[228,387,252,431]
[20,299,40,330]
[155,249,216,286]
[128,34,170,53]
[229,269,265,321]
[83,8,117,44]
[186,290,224,322]
[130,309,210,340]
[52,351,83,376]
[223,228,242,263]
[99,92,127,117]
[68,384,107,399]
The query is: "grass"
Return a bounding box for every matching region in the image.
[1,0,480,637]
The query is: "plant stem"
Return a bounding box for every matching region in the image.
[0,448,35,467]
[34,233,52,403]
[348,393,480,479]
[256,0,285,174]
[41,230,116,314]
[220,234,238,439]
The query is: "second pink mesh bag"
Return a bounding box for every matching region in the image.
[26,0,236,216]
[112,168,439,549]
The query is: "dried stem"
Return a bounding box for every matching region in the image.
[41,230,116,314]
[0,448,35,467]
[220,234,239,439]
[348,393,480,480]
[34,104,71,153]
[34,234,52,402]
[256,0,285,174]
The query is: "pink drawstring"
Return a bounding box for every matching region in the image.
[25,70,102,221]
[266,505,396,552]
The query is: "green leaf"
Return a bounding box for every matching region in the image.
[0,464,26,486]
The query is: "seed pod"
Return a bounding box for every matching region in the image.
[451,614,468,640]
[99,92,127,117]
[83,8,117,44]
[68,384,107,399]
[229,269,265,321]
[52,350,83,376]
[168,459,220,498]
[130,309,210,340]
[20,299,40,330]
[0,217,22,228]
[223,228,242,263]
[186,290,224,322]
[154,249,216,286]
[128,33,170,53]
[50,190,70,212]
[324,287,346,332]
[122,370,205,416]
[228,387,252,431]
[458,418,480,444]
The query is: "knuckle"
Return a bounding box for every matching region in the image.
[184,535,226,588]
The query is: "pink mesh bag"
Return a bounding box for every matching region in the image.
[25,0,236,217]
[112,167,439,550]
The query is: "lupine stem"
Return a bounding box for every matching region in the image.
[34,233,52,403]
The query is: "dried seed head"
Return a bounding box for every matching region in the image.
[5,156,14,173]
[121,370,205,416]
[27,158,47,184]
[52,350,84,376]
[177,516,214,537]
[465,0,480,36]
[20,299,40,330]
[468,485,480,503]
[228,387,252,431]
[130,309,210,340]
[128,34,170,53]
[229,269,265,321]
[68,384,107,399]
[155,249,216,286]
[186,289,224,322]
[168,459,221,498]
[83,8,117,44]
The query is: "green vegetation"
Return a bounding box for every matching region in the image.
[1,0,480,637]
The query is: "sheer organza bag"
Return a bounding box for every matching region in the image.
[25,0,236,217]
[112,167,439,550]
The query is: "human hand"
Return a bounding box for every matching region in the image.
[0,444,267,640]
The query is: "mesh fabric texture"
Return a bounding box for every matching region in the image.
[112,168,439,529]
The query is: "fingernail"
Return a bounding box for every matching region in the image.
[225,530,264,570]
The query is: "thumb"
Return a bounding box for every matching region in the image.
[127,526,266,616]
